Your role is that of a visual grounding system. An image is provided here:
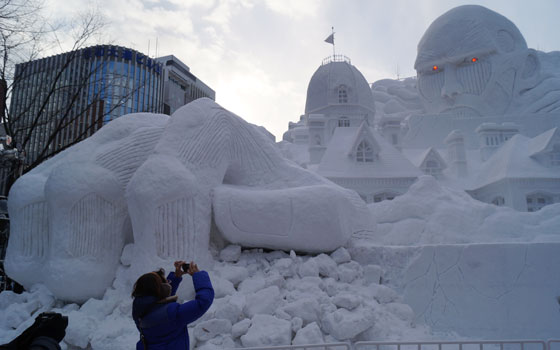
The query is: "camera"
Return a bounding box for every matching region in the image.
[1,312,69,348]
[181,263,190,272]
[37,312,69,325]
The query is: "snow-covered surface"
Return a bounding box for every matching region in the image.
[317,126,421,178]
[348,242,560,340]
[360,176,560,246]
[0,245,436,349]
[470,132,560,189]
[3,4,560,348]
[2,176,560,348]
[305,59,375,118]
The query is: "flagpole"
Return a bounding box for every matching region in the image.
[332,26,335,57]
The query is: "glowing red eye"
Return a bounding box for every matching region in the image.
[471,57,478,63]
[432,65,439,71]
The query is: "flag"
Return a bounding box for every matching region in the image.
[324,33,334,45]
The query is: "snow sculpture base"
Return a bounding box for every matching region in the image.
[5,98,372,302]
[349,242,560,339]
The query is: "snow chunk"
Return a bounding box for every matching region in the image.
[312,254,339,279]
[194,319,232,342]
[298,258,319,277]
[208,295,245,324]
[240,314,291,347]
[338,261,363,283]
[220,245,242,262]
[237,276,266,293]
[89,315,137,350]
[331,247,351,264]
[243,286,281,318]
[321,307,375,340]
[332,292,362,310]
[120,244,135,266]
[293,322,325,345]
[385,302,415,324]
[215,265,249,287]
[64,311,98,348]
[197,335,236,350]
[264,272,285,289]
[364,264,383,285]
[211,275,236,298]
[272,258,296,277]
[371,284,399,304]
[279,297,320,324]
[232,319,251,338]
[291,317,303,333]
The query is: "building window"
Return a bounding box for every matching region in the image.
[356,140,373,162]
[373,192,397,203]
[526,193,553,212]
[491,196,505,206]
[423,159,441,176]
[338,117,350,127]
[338,85,348,103]
[314,134,321,146]
[550,144,560,166]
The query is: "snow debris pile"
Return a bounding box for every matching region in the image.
[362,176,560,246]
[0,246,435,349]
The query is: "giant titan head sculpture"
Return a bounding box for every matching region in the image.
[415,5,541,116]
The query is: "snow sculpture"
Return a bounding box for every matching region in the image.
[415,5,560,116]
[5,98,372,302]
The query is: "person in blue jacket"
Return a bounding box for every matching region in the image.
[132,260,214,350]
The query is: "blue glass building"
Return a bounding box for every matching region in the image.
[9,45,165,167]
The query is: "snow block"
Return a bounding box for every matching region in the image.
[351,242,560,339]
[240,314,291,347]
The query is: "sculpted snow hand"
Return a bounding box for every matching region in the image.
[4,98,372,302]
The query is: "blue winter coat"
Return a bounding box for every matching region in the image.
[132,271,214,350]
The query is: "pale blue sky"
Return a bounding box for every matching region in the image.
[45,0,560,139]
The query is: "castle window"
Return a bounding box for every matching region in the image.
[356,140,373,162]
[338,117,350,127]
[373,192,397,203]
[491,196,505,206]
[423,159,441,176]
[526,193,552,212]
[314,134,321,146]
[550,144,560,166]
[338,85,348,103]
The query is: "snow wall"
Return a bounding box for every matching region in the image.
[349,242,560,339]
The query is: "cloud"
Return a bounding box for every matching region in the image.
[263,0,320,20]
[35,0,560,140]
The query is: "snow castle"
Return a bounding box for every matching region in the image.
[282,5,560,212]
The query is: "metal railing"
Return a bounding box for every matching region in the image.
[321,55,351,65]
[354,340,547,350]
[230,340,560,350]
[229,343,351,350]
[548,341,560,350]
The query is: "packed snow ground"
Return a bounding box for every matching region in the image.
[1,176,558,349]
